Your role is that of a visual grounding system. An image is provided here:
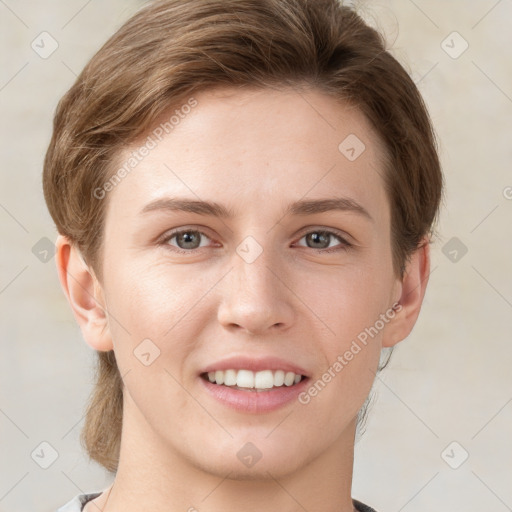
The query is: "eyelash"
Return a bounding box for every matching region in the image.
[159,227,352,255]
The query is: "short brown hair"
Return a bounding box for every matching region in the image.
[43,0,443,473]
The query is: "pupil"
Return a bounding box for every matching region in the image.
[179,231,199,249]
[308,232,328,248]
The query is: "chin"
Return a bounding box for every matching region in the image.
[198,458,305,481]
[188,438,309,481]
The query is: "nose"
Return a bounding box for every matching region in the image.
[217,245,295,335]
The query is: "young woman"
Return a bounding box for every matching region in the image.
[43,0,443,510]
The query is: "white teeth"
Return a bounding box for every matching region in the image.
[284,371,295,386]
[274,370,285,386]
[236,369,254,388]
[205,369,304,389]
[214,370,224,385]
[254,370,274,389]
[224,369,237,386]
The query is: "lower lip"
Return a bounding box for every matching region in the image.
[199,375,310,414]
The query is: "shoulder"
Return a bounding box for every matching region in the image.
[353,498,379,512]
[56,492,102,512]
[56,493,377,511]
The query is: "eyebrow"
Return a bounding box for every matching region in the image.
[140,196,373,222]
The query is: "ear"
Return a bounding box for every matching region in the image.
[55,235,113,351]
[381,237,431,347]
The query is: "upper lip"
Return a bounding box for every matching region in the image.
[200,356,310,378]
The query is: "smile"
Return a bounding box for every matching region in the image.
[201,369,304,391]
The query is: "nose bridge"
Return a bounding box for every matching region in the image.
[217,236,293,333]
[235,239,277,295]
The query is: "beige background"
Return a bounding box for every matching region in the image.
[1,0,511,511]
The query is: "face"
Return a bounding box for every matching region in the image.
[97,86,402,478]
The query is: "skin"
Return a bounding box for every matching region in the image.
[56,86,430,512]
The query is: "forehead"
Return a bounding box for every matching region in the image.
[106,86,389,224]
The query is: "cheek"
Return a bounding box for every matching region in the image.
[103,259,210,377]
[293,266,386,424]
[103,262,205,422]
[296,259,393,341]
[108,257,207,327]
[292,260,392,404]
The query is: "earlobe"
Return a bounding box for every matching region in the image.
[381,237,431,348]
[55,235,113,352]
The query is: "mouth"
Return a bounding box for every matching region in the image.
[198,356,311,412]
[200,369,308,392]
